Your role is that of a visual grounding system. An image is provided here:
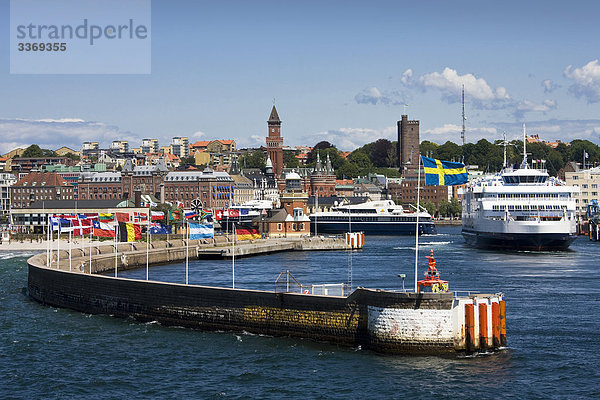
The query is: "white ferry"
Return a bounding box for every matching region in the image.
[462,128,578,251]
[310,199,436,235]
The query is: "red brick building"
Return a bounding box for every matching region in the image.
[10,172,74,208]
[257,175,311,237]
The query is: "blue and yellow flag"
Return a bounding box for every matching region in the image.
[422,156,468,186]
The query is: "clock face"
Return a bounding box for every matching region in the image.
[271,128,275,132]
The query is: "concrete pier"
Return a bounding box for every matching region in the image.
[47,236,350,274]
[28,234,506,355]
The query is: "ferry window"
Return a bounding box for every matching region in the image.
[573,176,578,180]
[583,184,588,188]
[593,192,598,196]
[593,184,598,189]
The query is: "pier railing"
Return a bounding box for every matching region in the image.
[275,270,352,296]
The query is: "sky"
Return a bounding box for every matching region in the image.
[2,0,600,154]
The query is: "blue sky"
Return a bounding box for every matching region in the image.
[2,0,600,154]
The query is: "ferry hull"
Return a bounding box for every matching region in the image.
[311,221,437,235]
[462,229,576,251]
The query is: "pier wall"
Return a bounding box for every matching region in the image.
[28,237,504,355]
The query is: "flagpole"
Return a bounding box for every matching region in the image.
[69,229,72,272]
[414,156,422,293]
[57,227,60,269]
[114,225,118,277]
[89,222,92,274]
[232,224,236,289]
[146,214,149,281]
[185,220,189,285]
[49,218,53,266]
[46,216,50,266]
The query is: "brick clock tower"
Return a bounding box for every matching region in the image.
[266,105,284,177]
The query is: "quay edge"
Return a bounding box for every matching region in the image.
[26,239,505,355]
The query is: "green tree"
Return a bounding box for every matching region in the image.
[336,162,359,179]
[371,138,394,167]
[180,156,195,166]
[348,151,373,175]
[436,141,462,162]
[438,199,450,218]
[283,150,299,168]
[240,150,266,169]
[449,197,461,217]
[22,144,55,158]
[420,140,439,157]
[422,200,436,217]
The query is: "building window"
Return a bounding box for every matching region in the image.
[277,223,282,231]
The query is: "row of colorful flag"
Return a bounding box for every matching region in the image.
[187,222,260,241]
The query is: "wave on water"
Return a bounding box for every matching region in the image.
[0,252,37,260]
[393,241,453,250]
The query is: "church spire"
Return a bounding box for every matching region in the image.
[268,105,280,123]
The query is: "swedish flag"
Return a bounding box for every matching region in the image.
[422,156,468,186]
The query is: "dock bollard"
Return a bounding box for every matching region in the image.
[479,303,488,350]
[500,300,507,346]
[465,303,475,352]
[492,302,501,348]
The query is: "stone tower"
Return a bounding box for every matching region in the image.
[397,114,420,173]
[266,105,284,177]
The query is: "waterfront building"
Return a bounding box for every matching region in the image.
[10,172,74,209]
[0,173,17,216]
[10,156,75,172]
[257,172,310,237]
[564,165,600,216]
[163,167,234,209]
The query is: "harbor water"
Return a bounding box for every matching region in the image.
[1,226,599,399]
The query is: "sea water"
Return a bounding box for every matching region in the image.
[1,226,598,399]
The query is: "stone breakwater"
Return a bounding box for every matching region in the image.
[27,237,506,354]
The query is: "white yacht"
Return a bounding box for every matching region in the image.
[462,127,578,251]
[310,199,436,235]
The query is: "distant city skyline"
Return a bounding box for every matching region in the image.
[2,0,600,154]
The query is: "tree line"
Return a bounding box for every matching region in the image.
[240,137,600,179]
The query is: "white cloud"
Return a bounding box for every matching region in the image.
[513,99,557,119]
[400,68,413,85]
[355,87,386,105]
[422,124,461,136]
[0,118,138,154]
[421,124,498,144]
[354,86,408,106]
[235,134,265,149]
[415,67,511,109]
[191,130,206,139]
[564,59,600,102]
[542,79,559,93]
